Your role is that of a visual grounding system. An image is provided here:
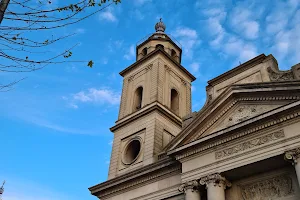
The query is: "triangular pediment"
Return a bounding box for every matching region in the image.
[165,81,300,151]
[202,103,283,137]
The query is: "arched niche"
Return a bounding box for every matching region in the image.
[170,89,179,115]
[156,44,164,50]
[171,49,176,58]
[142,47,147,56]
[133,86,143,111]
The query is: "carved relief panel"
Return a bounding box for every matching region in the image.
[225,169,300,200]
[240,174,294,200]
[292,64,300,80]
[210,104,282,134]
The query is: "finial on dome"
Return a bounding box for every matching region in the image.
[155,18,166,32]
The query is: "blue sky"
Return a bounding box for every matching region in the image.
[0,0,300,199]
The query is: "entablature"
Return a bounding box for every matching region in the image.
[88,157,180,199]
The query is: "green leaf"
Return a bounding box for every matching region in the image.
[87,60,94,68]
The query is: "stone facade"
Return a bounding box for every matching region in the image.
[89,21,300,200]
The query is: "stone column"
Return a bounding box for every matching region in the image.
[285,148,300,185]
[200,173,231,200]
[178,180,201,200]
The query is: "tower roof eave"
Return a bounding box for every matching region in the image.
[119,48,196,81]
[136,33,182,52]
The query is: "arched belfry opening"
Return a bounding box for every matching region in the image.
[156,44,164,50]
[142,47,147,56]
[171,49,176,58]
[170,89,179,115]
[133,87,143,111]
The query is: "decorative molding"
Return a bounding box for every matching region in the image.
[267,67,294,81]
[178,180,199,192]
[212,104,281,133]
[207,54,266,86]
[164,64,188,87]
[90,159,181,198]
[175,110,300,160]
[128,64,153,82]
[240,174,293,200]
[292,64,300,79]
[284,147,300,164]
[199,173,231,189]
[164,65,171,72]
[216,70,262,94]
[145,64,153,72]
[190,95,300,143]
[215,130,285,159]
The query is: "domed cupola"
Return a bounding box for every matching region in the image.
[136,19,182,63]
[155,18,166,33]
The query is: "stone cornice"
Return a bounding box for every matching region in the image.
[207,54,267,86]
[168,100,300,160]
[119,48,196,81]
[110,101,182,132]
[89,157,181,198]
[165,81,300,151]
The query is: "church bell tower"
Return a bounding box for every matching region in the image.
[108,19,196,179]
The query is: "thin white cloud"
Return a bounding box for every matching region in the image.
[73,88,120,105]
[202,2,259,63]
[203,7,226,48]
[271,25,300,64]
[124,45,135,60]
[264,1,300,64]
[133,0,152,6]
[223,36,258,62]
[108,39,124,52]
[99,10,117,22]
[2,176,72,200]
[191,86,196,92]
[75,28,86,34]
[68,103,78,109]
[131,9,145,20]
[172,27,200,59]
[173,27,198,38]
[30,117,96,134]
[229,7,259,40]
[190,62,200,73]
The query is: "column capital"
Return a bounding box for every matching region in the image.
[178,180,200,192]
[285,148,300,164]
[199,173,231,189]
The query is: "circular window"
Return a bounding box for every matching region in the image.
[122,139,141,165]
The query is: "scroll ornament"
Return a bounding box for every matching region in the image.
[200,173,231,189]
[285,148,300,164]
[178,180,199,192]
